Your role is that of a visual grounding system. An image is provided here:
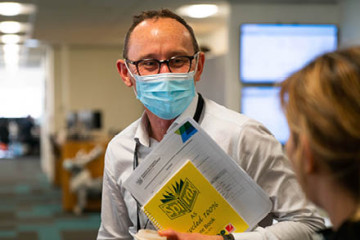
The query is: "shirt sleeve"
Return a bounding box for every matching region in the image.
[231,120,325,240]
[97,149,134,240]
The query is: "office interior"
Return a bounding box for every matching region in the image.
[0,0,359,239]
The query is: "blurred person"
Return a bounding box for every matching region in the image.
[0,119,9,146]
[8,120,19,143]
[280,46,360,239]
[97,9,324,240]
[19,115,35,155]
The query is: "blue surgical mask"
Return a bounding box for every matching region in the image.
[133,72,196,120]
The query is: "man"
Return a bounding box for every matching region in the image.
[97,9,324,240]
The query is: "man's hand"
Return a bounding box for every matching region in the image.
[158,229,223,240]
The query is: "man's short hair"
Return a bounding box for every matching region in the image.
[123,9,200,59]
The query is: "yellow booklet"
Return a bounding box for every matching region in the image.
[142,160,249,235]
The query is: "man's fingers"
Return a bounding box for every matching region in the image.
[158,229,178,240]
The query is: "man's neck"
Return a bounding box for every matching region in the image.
[145,110,175,142]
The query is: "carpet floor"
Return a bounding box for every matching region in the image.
[0,156,101,240]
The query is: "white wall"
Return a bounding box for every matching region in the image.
[197,26,228,56]
[65,46,144,133]
[196,25,228,106]
[52,45,144,135]
[340,0,360,47]
[197,54,226,105]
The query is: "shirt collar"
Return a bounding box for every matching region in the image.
[134,93,199,147]
[134,111,151,147]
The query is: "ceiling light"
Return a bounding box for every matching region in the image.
[0,2,22,16]
[1,34,21,44]
[177,4,219,19]
[0,21,24,34]
[0,2,36,16]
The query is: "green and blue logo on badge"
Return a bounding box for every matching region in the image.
[175,121,197,143]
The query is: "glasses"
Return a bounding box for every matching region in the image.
[126,52,199,76]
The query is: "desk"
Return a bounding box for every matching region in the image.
[60,139,107,212]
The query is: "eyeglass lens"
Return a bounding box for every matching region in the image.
[137,56,192,75]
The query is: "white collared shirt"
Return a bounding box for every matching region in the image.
[97,94,324,240]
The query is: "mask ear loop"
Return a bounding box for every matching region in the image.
[124,60,139,97]
[124,60,136,79]
[192,52,200,76]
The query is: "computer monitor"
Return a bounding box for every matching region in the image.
[240,23,338,83]
[78,110,102,130]
[241,86,288,145]
[67,110,102,131]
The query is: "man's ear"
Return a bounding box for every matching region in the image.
[116,59,133,87]
[301,136,317,174]
[194,52,205,83]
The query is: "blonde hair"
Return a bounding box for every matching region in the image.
[280,46,360,199]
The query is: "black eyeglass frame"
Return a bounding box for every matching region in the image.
[125,52,199,76]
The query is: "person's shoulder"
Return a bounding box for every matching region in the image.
[203,97,269,132]
[202,97,280,152]
[105,118,141,161]
[104,118,141,179]
[108,118,141,147]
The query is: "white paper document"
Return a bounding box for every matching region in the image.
[124,117,272,230]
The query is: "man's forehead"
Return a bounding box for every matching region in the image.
[127,18,194,59]
[133,18,190,37]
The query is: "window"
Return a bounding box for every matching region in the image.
[0,68,44,118]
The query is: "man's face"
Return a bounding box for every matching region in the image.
[126,18,196,75]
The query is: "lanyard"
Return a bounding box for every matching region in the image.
[133,93,204,231]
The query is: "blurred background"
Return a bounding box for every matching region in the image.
[0,0,358,239]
